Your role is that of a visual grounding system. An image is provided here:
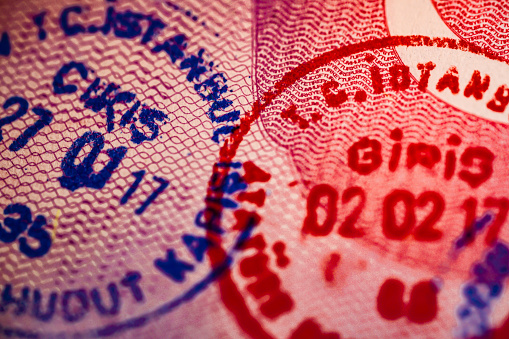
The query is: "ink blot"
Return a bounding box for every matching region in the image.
[324,253,340,283]
[376,278,439,323]
[290,318,340,339]
[272,241,290,268]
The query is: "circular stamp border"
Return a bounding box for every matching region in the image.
[208,35,509,339]
[2,35,508,338]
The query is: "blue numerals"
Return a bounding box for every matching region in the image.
[0,96,53,152]
[120,170,169,215]
[0,204,51,258]
[59,131,127,191]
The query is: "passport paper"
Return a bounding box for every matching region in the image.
[1,0,509,338]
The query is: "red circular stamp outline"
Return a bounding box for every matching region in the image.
[1,34,506,338]
[209,35,509,339]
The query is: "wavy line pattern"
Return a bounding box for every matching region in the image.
[254,0,509,281]
[0,0,253,304]
[434,0,509,61]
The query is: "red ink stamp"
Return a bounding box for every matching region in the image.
[4,0,509,338]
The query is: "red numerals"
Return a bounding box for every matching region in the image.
[302,184,338,236]
[338,186,366,238]
[460,196,509,246]
[484,197,509,245]
[302,184,365,238]
[383,190,445,241]
[414,191,445,241]
[302,184,508,243]
[302,185,448,242]
[382,190,415,240]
